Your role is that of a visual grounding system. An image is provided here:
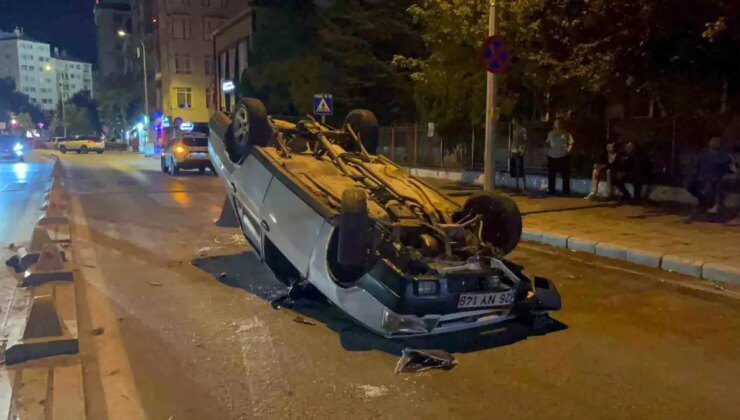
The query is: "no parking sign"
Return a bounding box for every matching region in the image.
[482,35,511,74]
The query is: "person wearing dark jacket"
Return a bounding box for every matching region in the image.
[613,142,650,201]
[684,137,733,214]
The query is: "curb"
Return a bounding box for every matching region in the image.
[521,229,739,284]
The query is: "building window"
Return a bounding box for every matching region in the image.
[21,65,27,70]
[174,54,192,74]
[204,55,213,75]
[29,87,36,92]
[172,15,191,39]
[203,17,225,40]
[206,87,213,108]
[175,88,192,109]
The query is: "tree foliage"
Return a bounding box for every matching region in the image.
[397,0,740,134]
[95,74,142,140]
[0,77,47,124]
[242,0,421,124]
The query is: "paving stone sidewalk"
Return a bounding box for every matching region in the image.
[428,180,740,284]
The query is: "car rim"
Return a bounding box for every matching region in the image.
[234,107,250,145]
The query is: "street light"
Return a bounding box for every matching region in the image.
[118,29,149,133]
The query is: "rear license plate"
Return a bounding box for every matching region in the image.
[189,152,207,158]
[458,291,515,309]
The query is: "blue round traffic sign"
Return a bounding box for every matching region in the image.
[482,35,511,74]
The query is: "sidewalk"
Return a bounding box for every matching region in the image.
[427,179,740,284]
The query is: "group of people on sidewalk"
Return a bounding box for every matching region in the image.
[509,119,738,214]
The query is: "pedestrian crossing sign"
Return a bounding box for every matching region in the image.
[313,93,334,116]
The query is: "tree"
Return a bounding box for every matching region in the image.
[0,77,47,124]
[242,0,421,124]
[51,104,95,137]
[95,73,142,140]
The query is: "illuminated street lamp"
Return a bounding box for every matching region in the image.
[118,29,150,135]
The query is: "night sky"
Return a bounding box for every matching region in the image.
[0,0,96,62]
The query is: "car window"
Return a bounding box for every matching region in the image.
[182,137,208,147]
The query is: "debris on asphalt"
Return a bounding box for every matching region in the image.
[149,281,163,287]
[219,272,228,280]
[356,384,388,399]
[292,316,315,326]
[91,327,105,336]
[394,348,457,373]
[179,240,186,246]
[197,247,211,256]
[83,264,96,268]
[214,233,247,246]
[109,369,120,376]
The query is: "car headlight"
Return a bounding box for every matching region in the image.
[417,280,438,295]
[381,308,430,334]
[13,143,23,152]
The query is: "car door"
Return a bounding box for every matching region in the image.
[230,154,274,257]
[259,177,325,278]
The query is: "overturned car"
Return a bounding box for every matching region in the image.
[208,98,560,337]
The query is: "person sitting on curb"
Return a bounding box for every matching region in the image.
[509,120,528,192]
[614,142,650,202]
[684,137,733,214]
[544,118,574,195]
[586,141,621,200]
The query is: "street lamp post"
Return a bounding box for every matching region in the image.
[483,0,498,191]
[118,29,149,129]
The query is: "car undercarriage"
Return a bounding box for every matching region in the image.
[209,98,561,337]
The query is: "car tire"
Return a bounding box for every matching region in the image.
[81,146,89,154]
[344,109,379,154]
[461,191,522,255]
[230,98,270,160]
[160,157,168,173]
[97,150,104,154]
[59,146,66,154]
[337,188,368,267]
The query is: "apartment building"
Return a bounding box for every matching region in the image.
[0,28,93,112]
[132,0,243,126]
[94,0,133,78]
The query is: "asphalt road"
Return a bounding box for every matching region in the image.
[0,157,52,247]
[48,151,740,420]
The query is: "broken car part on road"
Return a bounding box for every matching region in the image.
[209,98,561,337]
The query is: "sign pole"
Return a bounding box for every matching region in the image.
[484,0,497,191]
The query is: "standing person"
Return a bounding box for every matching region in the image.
[586,141,620,200]
[544,118,575,195]
[684,137,733,214]
[509,120,528,192]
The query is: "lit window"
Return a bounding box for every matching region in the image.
[175,87,192,109]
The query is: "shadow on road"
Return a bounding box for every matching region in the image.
[192,251,567,356]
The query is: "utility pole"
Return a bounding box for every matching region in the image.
[483,0,498,191]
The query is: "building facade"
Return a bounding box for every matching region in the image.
[94,0,133,78]
[132,0,244,126]
[0,28,93,112]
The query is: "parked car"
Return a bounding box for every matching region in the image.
[58,136,105,154]
[44,137,66,150]
[161,133,214,175]
[208,98,561,338]
[0,134,26,162]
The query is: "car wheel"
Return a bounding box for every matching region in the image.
[160,157,168,173]
[97,150,104,154]
[81,146,89,154]
[461,191,522,255]
[59,146,66,154]
[344,109,379,154]
[337,189,368,267]
[230,98,270,160]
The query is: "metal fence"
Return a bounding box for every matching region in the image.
[377,117,737,187]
